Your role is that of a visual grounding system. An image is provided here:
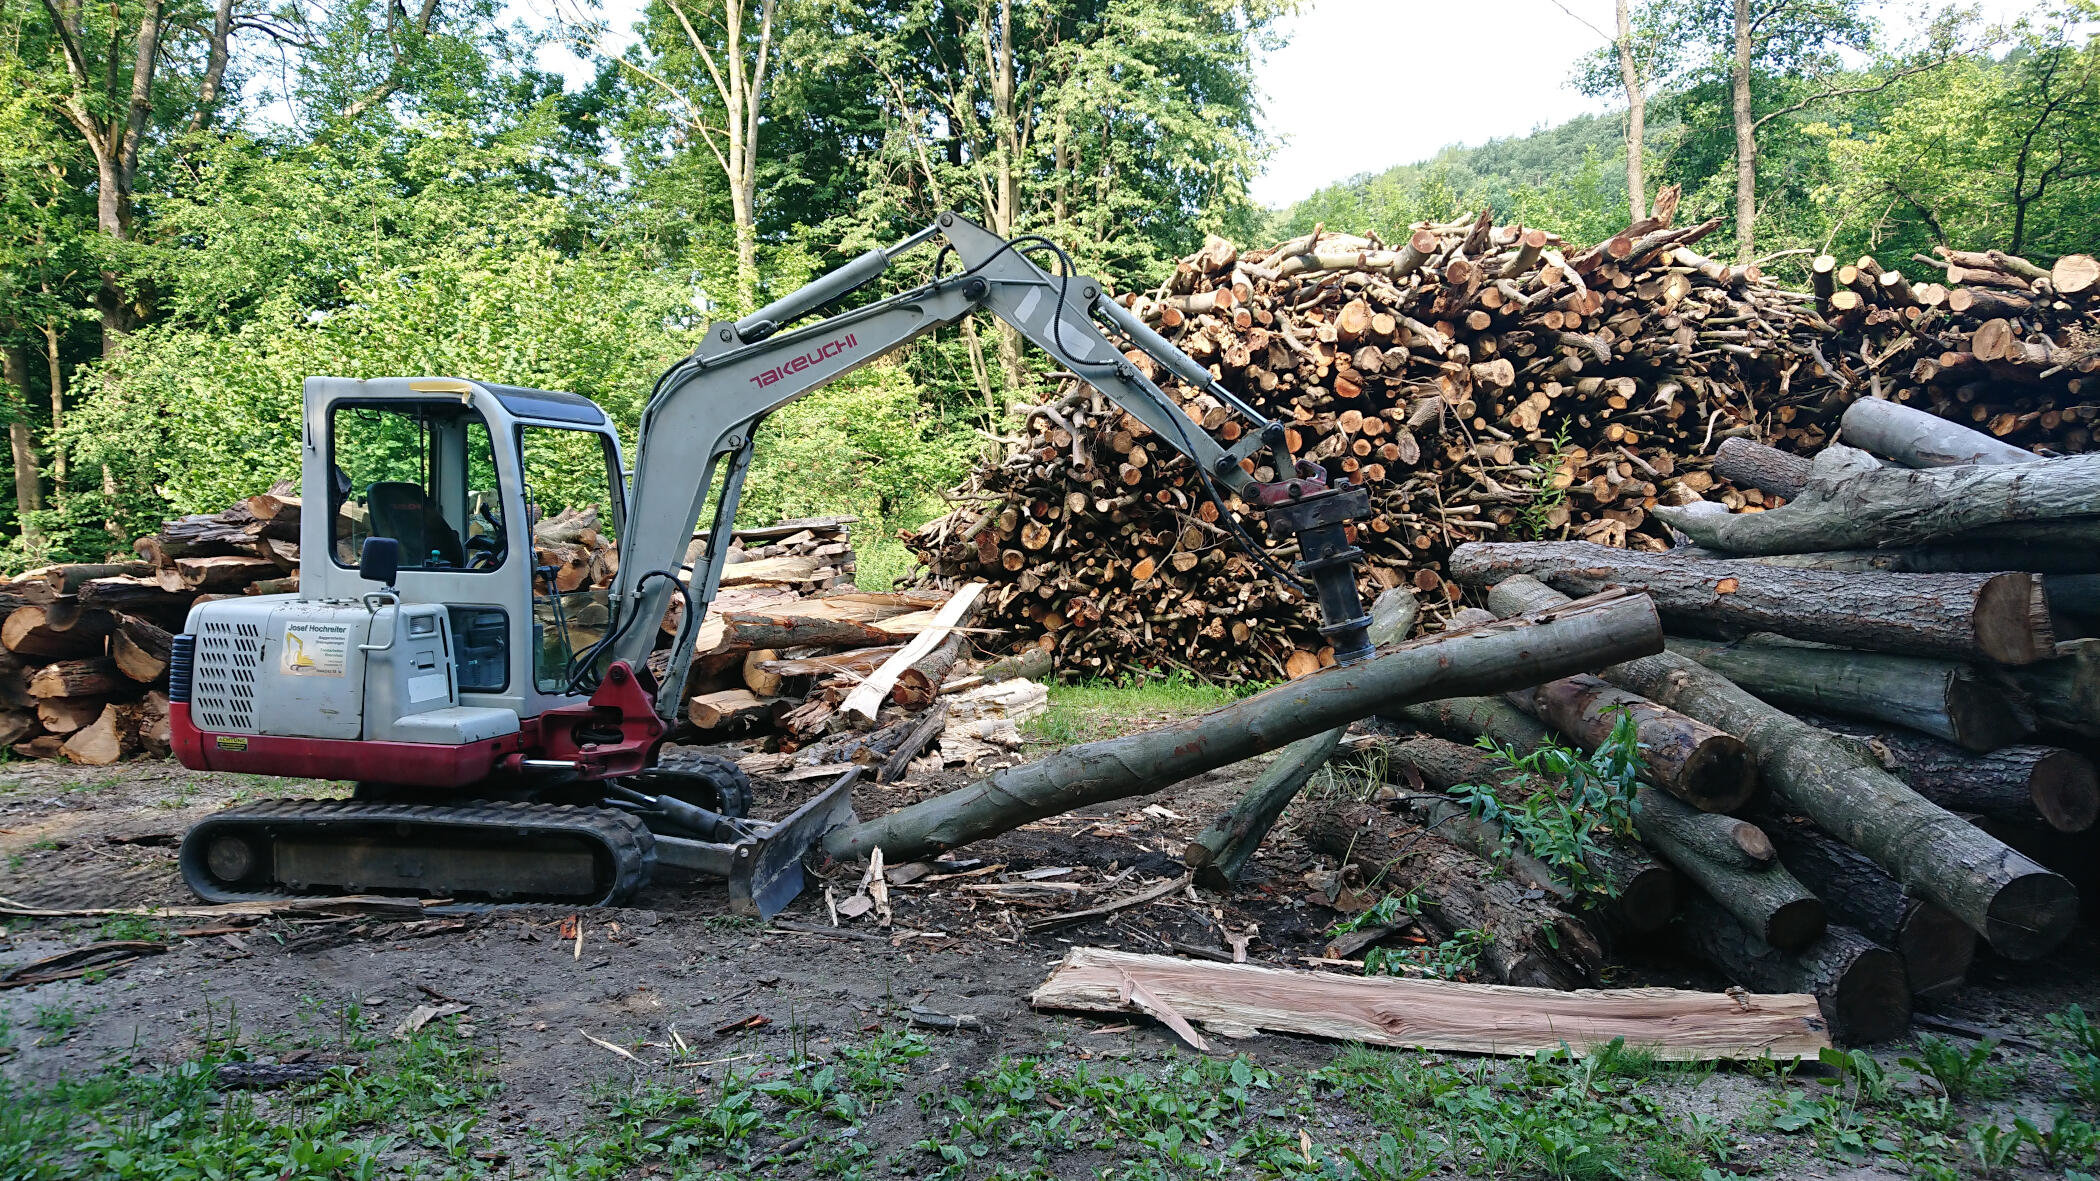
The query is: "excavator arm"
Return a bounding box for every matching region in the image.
[605,213,1369,722]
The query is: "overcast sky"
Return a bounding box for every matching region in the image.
[512,0,2053,210]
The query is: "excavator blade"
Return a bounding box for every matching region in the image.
[728,769,860,919]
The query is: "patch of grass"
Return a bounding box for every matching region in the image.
[30,1006,79,1046]
[1025,673,1258,746]
[97,915,169,943]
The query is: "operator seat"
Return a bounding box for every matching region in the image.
[367,481,466,568]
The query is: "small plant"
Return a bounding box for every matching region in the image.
[1364,929,1492,981]
[1967,1120,2022,1177]
[2048,1004,2100,1109]
[1326,894,1410,939]
[98,915,169,943]
[1902,1034,2011,1100]
[1450,708,1644,898]
[2016,1109,2100,1171]
[31,1005,79,1044]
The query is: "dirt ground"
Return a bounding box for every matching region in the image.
[1,736,2096,1179]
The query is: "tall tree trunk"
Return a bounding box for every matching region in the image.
[41,317,65,483]
[2,343,44,547]
[1731,0,1757,262]
[1615,0,1646,221]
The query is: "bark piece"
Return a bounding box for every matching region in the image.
[1654,446,2100,556]
[1762,815,1977,1005]
[822,591,1665,863]
[1482,575,2077,961]
[1030,948,1830,1060]
[1664,635,2033,753]
[1449,540,2055,665]
[1839,397,2038,468]
[1675,896,1909,1046]
[1520,673,1756,812]
[878,703,947,784]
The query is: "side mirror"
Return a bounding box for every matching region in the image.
[359,536,400,586]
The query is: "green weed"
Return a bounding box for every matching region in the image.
[97,915,169,943]
[1449,708,1644,899]
[1901,1034,2011,1101]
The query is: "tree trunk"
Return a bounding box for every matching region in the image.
[1712,437,1810,499]
[1391,696,1549,751]
[40,316,65,483]
[1721,541,2100,576]
[1664,635,2034,753]
[822,591,1664,862]
[1482,575,2076,961]
[2,342,43,547]
[1788,713,2095,833]
[1299,801,1605,989]
[1183,728,1343,888]
[1676,895,1909,1046]
[1839,398,2038,469]
[1761,815,1977,1005]
[1372,734,1681,935]
[1730,0,1757,262]
[1516,674,1756,812]
[1654,446,2100,556]
[1615,0,1646,221]
[1449,541,2055,665]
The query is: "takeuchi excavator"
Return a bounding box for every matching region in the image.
[169,213,1374,917]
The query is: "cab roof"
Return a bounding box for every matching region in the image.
[481,382,609,427]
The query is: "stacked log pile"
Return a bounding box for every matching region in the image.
[905,194,2100,682]
[1316,401,2094,1041]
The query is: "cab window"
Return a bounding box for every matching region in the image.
[521,427,624,693]
[330,402,507,572]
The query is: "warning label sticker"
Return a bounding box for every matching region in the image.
[281,622,351,677]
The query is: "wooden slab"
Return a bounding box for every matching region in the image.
[1031,948,1831,1061]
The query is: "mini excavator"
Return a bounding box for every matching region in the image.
[170,214,1373,916]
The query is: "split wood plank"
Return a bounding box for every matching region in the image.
[840,583,984,728]
[1030,948,1830,1060]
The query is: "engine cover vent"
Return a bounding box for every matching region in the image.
[193,619,263,732]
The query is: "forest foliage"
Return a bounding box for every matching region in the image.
[0,0,2095,576]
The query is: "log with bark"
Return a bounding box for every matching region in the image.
[822,590,1665,862]
[1448,540,2055,665]
[1381,733,1810,948]
[1479,574,2077,960]
[1712,437,1811,500]
[1371,734,1679,935]
[1184,729,1344,888]
[2,605,114,661]
[1300,800,1605,989]
[1675,894,1910,1046]
[1760,814,1976,1005]
[1662,635,2034,753]
[1514,673,1756,811]
[2002,638,2100,739]
[1839,397,2039,468]
[1656,446,2100,556]
[1790,712,2096,833]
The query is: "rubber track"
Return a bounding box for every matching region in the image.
[179,799,655,908]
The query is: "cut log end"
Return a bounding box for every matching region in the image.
[1681,736,1758,814]
[1973,573,2055,665]
[1983,870,2081,961]
[2031,749,2100,833]
[1825,941,1913,1045]
[1767,896,1831,953]
[1899,903,1979,1006]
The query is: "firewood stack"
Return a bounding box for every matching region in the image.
[906,194,2100,682]
[1804,247,2100,453]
